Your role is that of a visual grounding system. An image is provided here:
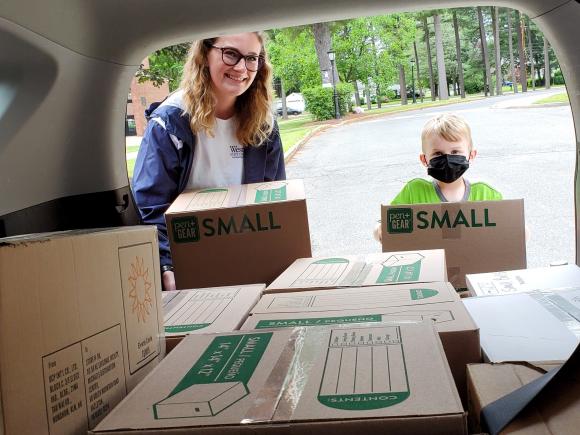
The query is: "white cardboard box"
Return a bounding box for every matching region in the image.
[463,292,580,362]
[466,264,580,296]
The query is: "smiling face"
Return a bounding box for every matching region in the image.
[207,33,262,107]
[420,133,476,166]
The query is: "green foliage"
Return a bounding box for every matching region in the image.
[136,43,190,91]
[302,83,353,120]
[267,28,320,93]
[464,73,483,94]
[553,70,566,85]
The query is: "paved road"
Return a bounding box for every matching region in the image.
[287,88,576,269]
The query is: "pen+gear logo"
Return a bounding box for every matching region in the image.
[387,208,414,234]
[128,256,153,323]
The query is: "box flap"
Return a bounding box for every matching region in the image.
[166,180,306,215]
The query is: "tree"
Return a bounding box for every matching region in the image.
[477,7,492,96]
[544,37,551,89]
[507,9,518,93]
[413,41,424,102]
[423,16,436,100]
[434,14,449,99]
[136,43,190,91]
[526,16,535,90]
[312,22,338,85]
[515,10,527,92]
[452,10,465,98]
[492,7,502,95]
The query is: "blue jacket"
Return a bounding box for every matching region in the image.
[132,97,286,268]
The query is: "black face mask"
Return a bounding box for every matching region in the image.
[427,154,469,183]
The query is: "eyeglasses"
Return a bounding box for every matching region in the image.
[208,45,265,72]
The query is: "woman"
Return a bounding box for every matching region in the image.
[132,32,285,290]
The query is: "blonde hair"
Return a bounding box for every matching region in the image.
[421,113,473,153]
[179,32,274,146]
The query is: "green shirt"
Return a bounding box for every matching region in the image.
[391,178,503,205]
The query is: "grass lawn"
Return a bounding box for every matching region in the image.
[534,92,569,104]
[278,114,314,152]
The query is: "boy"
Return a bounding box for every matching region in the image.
[374,113,502,242]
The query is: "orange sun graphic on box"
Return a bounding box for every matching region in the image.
[128,256,153,323]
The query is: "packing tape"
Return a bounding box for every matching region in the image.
[240,327,315,424]
[439,202,462,240]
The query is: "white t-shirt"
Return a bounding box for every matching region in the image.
[188,117,244,190]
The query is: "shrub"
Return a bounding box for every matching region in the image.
[464,75,484,94]
[302,83,353,120]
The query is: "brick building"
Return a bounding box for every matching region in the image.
[126,58,170,136]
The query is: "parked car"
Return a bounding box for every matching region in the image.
[275,100,302,116]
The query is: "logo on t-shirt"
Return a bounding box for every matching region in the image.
[230,145,244,159]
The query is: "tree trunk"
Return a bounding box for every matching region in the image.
[544,37,551,89]
[434,14,449,100]
[365,80,372,110]
[311,23,338,85]
[478,7,493,97]
[423,16,436,101]
[413,41,424,103]
[452,11,466,98]
[492,7,503,95]
[371,35,381,108]
[526,16,535,91]
[507,9,518,93]
[280,78,288,119]
[399,64,408,105]
[353,80,361,106]
[515,11,527,92]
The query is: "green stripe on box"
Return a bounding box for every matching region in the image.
[255,314,383,329]
[165,323,211,333]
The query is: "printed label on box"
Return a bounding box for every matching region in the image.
[119,243,160,374]
[164,288,240,334]
[254,310,453,329]
[42,325,127,434]
[153,333,272,419]
[318,327,410,410]
[254,182,288,203]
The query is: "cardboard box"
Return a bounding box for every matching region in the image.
[0,227,165,435]
[242,282,480,404]
[91,322,466,434]
[466,264,580,296]
[467,361,567,434]
[265,249,447,293]
[381,200,526,289]
[165,179,311,290]
[162,284,263,351]
[463,292,580,362]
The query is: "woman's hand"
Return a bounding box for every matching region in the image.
[162,270,176,291]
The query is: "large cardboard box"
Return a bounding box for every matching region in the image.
[381,200,526,289]
[467,361,569,434]
[91,322,466,434]
[463,292,580,362]
[466,264,580,296]
[165,179,311,289]
[0,227,165,435]
[242,282,479,403]
[163,284,263,352]
[266,249,447,293]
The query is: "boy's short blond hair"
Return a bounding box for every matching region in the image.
[421,113,473,153]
